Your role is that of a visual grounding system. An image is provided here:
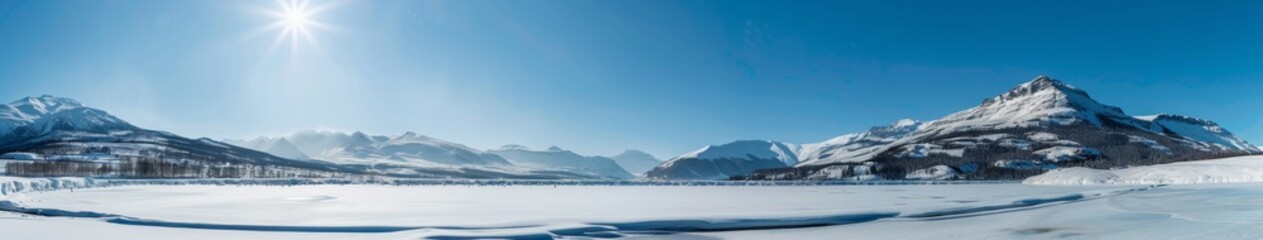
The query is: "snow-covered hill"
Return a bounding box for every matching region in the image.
[487,146,634,179]
[609,150,663,176]
[653,76,1257,180]
[1024,155,1263,185]
[645,140,800,179]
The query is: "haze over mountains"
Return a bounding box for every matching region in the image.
[647,76,1259,180]
[224,131,658,179]
[0,76,1256,180]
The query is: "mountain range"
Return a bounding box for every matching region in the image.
[0,95,661,179]
[0,95,349,173]
[224,132,660,179]
[647,76,1259,180]
[1,76,1255,181]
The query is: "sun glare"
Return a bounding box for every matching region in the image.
[283,9,309,27]
[265,0,329,52]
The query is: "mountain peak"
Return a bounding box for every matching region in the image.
[390,131,441,143]
[614,149,658,160]
[925,76,1134,133]
[987,76,1088,104]
[499,144,529,150]
[890,119,921,128]
[8,95,84,116]
[273,137,295,145]
[344,131,376,147]
[13,95,83,107]
[1030,75,1056,84]
[618,149,652,156]
[546,146,565,151]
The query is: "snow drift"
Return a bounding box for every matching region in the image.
[1025,156,1263,185]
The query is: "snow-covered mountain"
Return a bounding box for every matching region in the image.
[0,95,346,172]
[796,119,926,166]
[645,140,800,179]
[762,76,1260,180]
[221,137,309,160]
[1136,114,1258,152]
[657,76,1258,180]
[228,131,512,167]
[229,131,634,179]
[609,150,663,176]
[0,95,137,140]
[487,145,634,179]
[222,131,611,178]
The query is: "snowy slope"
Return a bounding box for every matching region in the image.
[796,119,925,166]
[609,150,663,176]
[1025,155,1263,185]
[645,140,799,179]
[487,146,634,179]
[1137,114,1259,152]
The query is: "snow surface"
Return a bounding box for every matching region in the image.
[696,183,1263,239]
[11,176,1263,239]
[1032,146,1102,162]
[1025,155,1263,185]
[1026,132,1060,142]
[993,159,1057,170]
[1,178,1140,239]
[904,165,960,180]
[1128,135,1173,154]
[0,152,41,160]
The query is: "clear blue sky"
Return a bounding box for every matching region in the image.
[1,0,1261,158]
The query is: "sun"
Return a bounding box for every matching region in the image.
[283,8,310,28]
[264,0,330,52]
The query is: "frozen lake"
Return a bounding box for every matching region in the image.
[5,182,1233,239]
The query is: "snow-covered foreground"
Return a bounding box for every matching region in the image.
[7,176,1263,239]
[1026,155,1263,185]
[698,183,1263,239]
[0,180,1140,239]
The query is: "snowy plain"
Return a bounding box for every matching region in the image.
[7,156,1263,239]
[0,180,1132,239]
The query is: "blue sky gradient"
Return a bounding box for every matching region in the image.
[1,0,1261,158]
